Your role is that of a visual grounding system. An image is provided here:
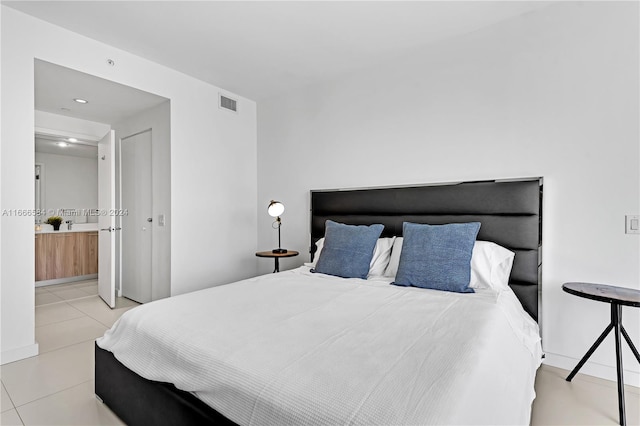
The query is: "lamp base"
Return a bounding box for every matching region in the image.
[272,248,288,254]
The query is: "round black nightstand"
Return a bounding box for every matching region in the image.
[562,282,640,426]
[256,250,299,273]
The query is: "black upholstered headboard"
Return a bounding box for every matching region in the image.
[310,178,543,321]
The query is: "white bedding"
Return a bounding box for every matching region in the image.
[97,267,542,425]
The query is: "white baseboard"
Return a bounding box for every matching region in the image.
[544,351,640,388]
[1,342,39,365]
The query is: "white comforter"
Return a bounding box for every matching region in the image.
[97,267,542,425]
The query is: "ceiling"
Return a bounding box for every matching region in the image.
[6,1,552,101]
[35,59,168,125]
[33,59,168,157]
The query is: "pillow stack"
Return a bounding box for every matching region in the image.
[310,220,515,294]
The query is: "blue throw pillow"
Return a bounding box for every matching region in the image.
[393,222,481,293]
[313,220,384,279]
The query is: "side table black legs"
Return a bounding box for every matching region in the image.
[562,282,640,426]
[566,303,640,426]
[621,326,640,362]
[566,320,614,382]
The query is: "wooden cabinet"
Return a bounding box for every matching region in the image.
[48,233,74,279]
[35,234,47,281]
[35,231,99,281]
[75,232,99,275]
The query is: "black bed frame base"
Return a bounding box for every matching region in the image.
[95,343,237,426]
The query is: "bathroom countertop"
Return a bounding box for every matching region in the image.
[35,224,99,234]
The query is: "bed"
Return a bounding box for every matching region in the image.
[95,178,543,425]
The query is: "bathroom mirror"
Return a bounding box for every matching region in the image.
[35,133,99,224]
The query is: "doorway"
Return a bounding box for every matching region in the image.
[34,59,171,310]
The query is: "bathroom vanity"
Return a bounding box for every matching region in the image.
[35,226,98,282]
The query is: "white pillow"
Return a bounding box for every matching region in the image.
[383,237,403,277]
[307,237,395,278]
[468,241,515,291]
[383,239,515,291]
[306,238,325,268]
[368,237,395,277]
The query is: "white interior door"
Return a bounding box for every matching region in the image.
[98,130,116,308]
[121,130,153,303]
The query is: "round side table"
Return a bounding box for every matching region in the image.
[562,282,640,426]
[256,250,299,273]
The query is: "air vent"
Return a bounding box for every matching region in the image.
[219,94,238,113]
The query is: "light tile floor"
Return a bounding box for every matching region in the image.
[2,280,137,425]
[1,283,638,425]
[532,364,639,425]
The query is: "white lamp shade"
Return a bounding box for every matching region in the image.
[268,201,285,217]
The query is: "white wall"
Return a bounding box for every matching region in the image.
[1,7,258,363]
[113,101,171,301]
[257,2,640,385]
[35,150,98,215]
[0,4,3,363]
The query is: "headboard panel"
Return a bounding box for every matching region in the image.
[310,179,543,321]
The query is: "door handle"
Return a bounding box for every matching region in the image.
[100,227,113,232]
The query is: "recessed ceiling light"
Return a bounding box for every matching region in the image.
[67,138,78,142]
[73,98,88,104]
[56,142,69,147]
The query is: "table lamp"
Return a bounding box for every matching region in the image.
[268,200,287,253]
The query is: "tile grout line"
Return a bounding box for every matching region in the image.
[12,379,94,411]
[37,280,98,290]
[34,298,65,307]
[65,299,91,316]
[35,301,84,328]
[36,311,103,330]
[36,293,100,308]
[36,282,98,298]
[50,286,99,296]
[46,293,99,303]
[14,406,25,426]
[36,311,107,355]
[34,337,102,357]
[1,381,17,414]
[67,302,116,324]
[37,294,136,337]
[63,298,106,319]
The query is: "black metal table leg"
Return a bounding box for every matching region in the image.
[613,304,626,426]
[621,325,640,364]
[566,304,628,425]
[566,322,614,382]
[273,257,280,273]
